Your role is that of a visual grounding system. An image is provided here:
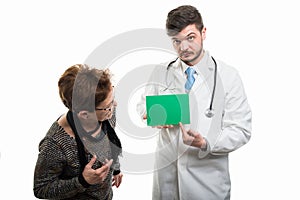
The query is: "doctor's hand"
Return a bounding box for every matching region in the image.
[143,114,174,129]
[179,122,207,149]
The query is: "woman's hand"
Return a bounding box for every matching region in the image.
[82,155,113,185]
[112,173,123,188]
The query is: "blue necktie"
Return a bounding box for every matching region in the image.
[185,67,196,91]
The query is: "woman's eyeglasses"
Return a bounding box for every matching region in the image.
[95,99,115,112]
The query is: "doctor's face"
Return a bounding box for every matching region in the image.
[171,24,206,66]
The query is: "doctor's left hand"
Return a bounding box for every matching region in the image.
[179,122,207,149]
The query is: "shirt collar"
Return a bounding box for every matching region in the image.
[179,50,215,78]
[181,51,212,71]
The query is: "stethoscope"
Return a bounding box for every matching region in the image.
[166,56,217,118]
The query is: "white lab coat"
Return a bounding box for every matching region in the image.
[137,51,252,200]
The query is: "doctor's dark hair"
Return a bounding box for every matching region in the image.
[166,5,204,36]
[58,64,112,112]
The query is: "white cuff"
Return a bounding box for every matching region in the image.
[198,138,210,159]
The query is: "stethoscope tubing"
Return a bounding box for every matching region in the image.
[167,56,217,118]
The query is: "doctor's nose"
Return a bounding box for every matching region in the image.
[180,40,189,51]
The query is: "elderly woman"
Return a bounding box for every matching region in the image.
[34,64,122,200]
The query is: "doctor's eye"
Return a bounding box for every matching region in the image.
[173,40,181,46]
[187,36,195,41]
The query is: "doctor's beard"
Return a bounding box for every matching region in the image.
[179,48,203,66]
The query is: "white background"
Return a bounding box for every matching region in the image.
[1,0,300,199]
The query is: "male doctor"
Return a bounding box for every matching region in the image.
[137,5,252,200]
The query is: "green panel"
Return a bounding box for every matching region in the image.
[146,94,190,126]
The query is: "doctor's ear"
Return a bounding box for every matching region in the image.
[78,111,89,119]
[201,27,207,40]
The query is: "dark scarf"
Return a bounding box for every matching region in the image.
[66,110,122,172]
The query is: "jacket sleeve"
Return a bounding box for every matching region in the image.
[108,108,122,175]
[136,65,163,119]
[33,137,86,199]
[200,69,252,157]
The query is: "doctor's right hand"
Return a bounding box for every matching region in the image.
[143,114,174,129]
[82,155,113,185]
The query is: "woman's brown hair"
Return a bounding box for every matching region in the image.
[58,64,112,112]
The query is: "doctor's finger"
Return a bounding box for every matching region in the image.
[179,123,190,139]
[182,135,195,145]
[153,125,174,129]
[186,130,199,137]
[188,130,204,142]
[179,122,188,134]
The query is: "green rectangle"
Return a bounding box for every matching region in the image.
[146,94,190,126]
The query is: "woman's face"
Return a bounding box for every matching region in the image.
[95,87,117,121]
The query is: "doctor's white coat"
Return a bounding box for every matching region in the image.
[137,51,252,200]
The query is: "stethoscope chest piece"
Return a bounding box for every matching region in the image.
[205,108,215,118]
